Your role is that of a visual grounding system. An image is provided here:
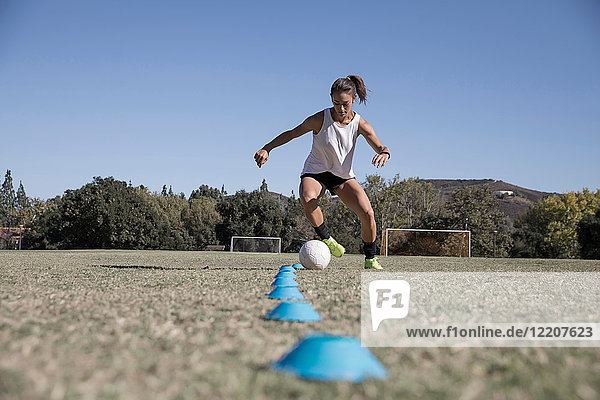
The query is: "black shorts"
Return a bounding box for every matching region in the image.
[300,172,355,194]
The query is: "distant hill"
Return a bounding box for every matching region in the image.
[421,179,557,220]
[266,179,557,221]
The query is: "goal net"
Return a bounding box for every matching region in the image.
[230,236,282,254]
[382,229,471,257]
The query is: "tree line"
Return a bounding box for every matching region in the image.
[1,170,599,258]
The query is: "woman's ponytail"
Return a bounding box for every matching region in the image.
[346,75,369,104]
[331,75,370,104]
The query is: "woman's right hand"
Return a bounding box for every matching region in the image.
[254,149,269,168]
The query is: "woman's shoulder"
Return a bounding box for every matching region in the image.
[304,109,327,132]
[309,108,329,120]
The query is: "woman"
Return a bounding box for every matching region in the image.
[254,75,390,269]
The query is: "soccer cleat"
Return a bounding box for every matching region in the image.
[364,257,383,270]
[322,237,345,258]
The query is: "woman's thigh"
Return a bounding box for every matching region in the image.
[299,176,326,203]
[333,179,374,217]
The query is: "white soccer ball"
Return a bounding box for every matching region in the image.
[299,240,331,270]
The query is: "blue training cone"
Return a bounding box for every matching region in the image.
[274,270,296,279]
[271,277,299,287]
[279,265,296,272]
[271,332,387,382]
[292,263,304,270]
[264,301,321,322]
[267,286,305,300]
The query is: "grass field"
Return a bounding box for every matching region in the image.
[1,250,599,400]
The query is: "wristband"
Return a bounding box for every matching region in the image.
[379,151,390,158]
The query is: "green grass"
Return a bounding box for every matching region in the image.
[1,250,599,400]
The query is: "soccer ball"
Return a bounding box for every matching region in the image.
[299,240,331,270]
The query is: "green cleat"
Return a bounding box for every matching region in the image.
[322,237,345,258]
[364,257,383,270]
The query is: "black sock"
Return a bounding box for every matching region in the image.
[314,223,331,240]
[363,240,377,259]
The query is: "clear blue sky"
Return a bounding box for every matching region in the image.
[1,0,599,200]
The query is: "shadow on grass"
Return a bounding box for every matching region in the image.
[93,265,274,271]
[0,367,26,398]
[200,266,274,271]
[94,264,195,271]
[247,362,271,373]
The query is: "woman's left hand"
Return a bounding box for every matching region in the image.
[372,152,389,168]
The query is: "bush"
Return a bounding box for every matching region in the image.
[577,209,600,259]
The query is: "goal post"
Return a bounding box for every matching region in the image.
[382,229,471,257]
[230,236,282,254]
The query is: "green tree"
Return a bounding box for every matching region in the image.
[24,177,229,251]
[511,216,546,258]
[434,187,512,257]
[0,170,16,225]
[16,181,29,211]
[182,197,221,249]
[190,184,222,200]
[23,197,63,249]
[12,181,30,226]
[577,209,600,259]
[362,174,443,236]
[216,189,297,251]
[28,178,216,250]
[55,177,163,249]
[513,190,600,258]
[391,176,442,228]
[143,188,194,250]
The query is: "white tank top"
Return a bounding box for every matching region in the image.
[301,108,361,179]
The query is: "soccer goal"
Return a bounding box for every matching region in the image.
[382,229,471,257]
[230,236,282,254]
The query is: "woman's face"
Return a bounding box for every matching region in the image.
[331,91,356,119]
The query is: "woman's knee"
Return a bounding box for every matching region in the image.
[299,179,323,207]
[360,206,375,222]
[300,191,319,207]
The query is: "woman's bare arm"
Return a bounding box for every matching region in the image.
[358,117,390,168]
[254,112,322,168]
